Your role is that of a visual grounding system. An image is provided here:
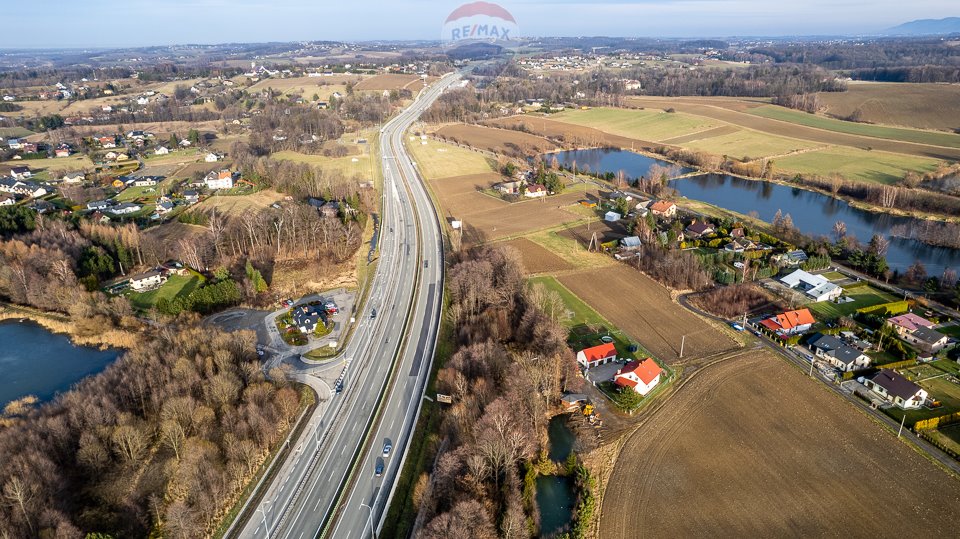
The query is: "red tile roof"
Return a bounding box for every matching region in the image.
[650,200,675,213]
[579,343,616,363]
[616,358,663,386]
[770,308,815,331]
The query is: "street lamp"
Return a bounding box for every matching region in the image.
[257,499,272,538]
[360,503,376,539]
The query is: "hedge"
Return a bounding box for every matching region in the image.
[842,281,870,290]
[915,411,960,431]
[857,300,909,316]
[918,430,960,460]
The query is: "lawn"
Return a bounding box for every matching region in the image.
[821,271,846,281]
[805,285,896,320]
[552,107,719,142]
[272,149,374,179]
[128,273,203,310]
[685,129,818,160]
[775,146,940,185]
[928,423,960,456]
[936,324,960,339]
[749,105,960,149]
[0,127,33,138]
[405,137,496,180]
[883,374,960,427]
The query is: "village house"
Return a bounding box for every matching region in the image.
[182,190,199,204]
[90,211,111,224]
[724,237,756,253]
[620,236,642,251]
[19,142,38,154]
[524,183,547,198]
[604,211,621,222]
[773,250,809,267]
[205,170,235,190]
[684,220,715,238]
[886,313,934,336]
[0,193,14,206]
[6,138,23,150]
[859,369,928,409]
[55,146,71,158]
[807,333,871,372]
[205,152,222,163]
[10,166,31,180]
[293,304,326,334]
[494,180,524,195]
[576,342,617,368]
[154,146,170,155]
[904,326,950,354]
[613,358,663,396]
[779,269,842,303]
[110,202,142,215]
[29,199,54,214]
[1,177,46,198]
[129,270,167,291]
[760,308,816,337]
[132,177,157,187]
[87,200,113,211]
[98,136,117,148]
[649,200,677,218]
[155,200,175,215]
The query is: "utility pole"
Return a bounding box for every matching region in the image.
[679,335,686,359]
[808,355,816,377]
[898,413,906,438]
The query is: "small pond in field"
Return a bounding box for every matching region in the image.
[536,474,575,537]
[548,414,576,462]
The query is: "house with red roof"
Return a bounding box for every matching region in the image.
[614,358,663,396]
[886,313,934,337]
[760,308,816,337]
[649,200,677,217]
[576,342,617,368]
[524,183,547,198]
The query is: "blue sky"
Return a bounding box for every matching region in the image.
[1,1,954,48]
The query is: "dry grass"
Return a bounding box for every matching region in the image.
[354,74,428,92]
[497,237,573,274]
[188,189,287,218]
[143,221,208,244]
[433,123,560,155]
[0,308,137,350]
[485,115,661,151]
[818,82,960,132]
[601,351,960,538]
[406,138,496,180]
[559,265,737,363]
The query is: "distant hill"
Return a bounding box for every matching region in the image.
[887,17,960,35]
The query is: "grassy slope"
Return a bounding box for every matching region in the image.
[128,273,203,310]
[775,146,940,185]
[685,129,818,159]
[405,138,495,180]
[552,107,719,142]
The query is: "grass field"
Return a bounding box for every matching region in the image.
[128,273,203,310]
[817,82,960,132]
[552,107,718,142]
[600,352,960,538]
[805,285,897,320]
[936,324,960,338]
[883,373,960,427]
[821,271,846,281]
[775,146,940,184]
[272,147,374,179]
[188,189,287,218]
[524,228,617,270]
[406,138,495,179]
[433,123,560,155]
[0,154,96,180]
[684,129,819,159]
[0,127,33,138]
[498,237,572,274]
[750,105,960,149]
[354,74,427,92]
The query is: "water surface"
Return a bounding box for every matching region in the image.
[536,475,575,537]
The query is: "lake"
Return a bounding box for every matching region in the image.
[0,320,120,405]
[549,148,696,180]
[668,173,960,274]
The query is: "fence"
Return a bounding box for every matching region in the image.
[915,411,960,431]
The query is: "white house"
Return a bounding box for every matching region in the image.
[110,202,141,215]
[87,200,113,211]
[613,358,663,396]
[6,138,23,150]
[154,146,170,155]
[129,270,167,291]
[576,342,617,368]
[132,178,157,187]
[204,152,221,163]
[604,211,621,222]
[10,166,31,180]
[524,183,547,198]
[620,236,642,250]
[779,269,842,303]
[0,193,14,206]
[205,170,235,190]
[859,370,928,409]
[807,333,871,372]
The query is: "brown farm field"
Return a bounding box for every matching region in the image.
[497,237,573,274]
[433,123,561,156]
[485,115,662,151]
[354,74,429,92]
[143,221,207,245]
[559,265,736,363]
[188,189,287,218]
[600,352,960,538]
[818,82,960,132]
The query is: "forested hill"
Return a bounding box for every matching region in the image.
[887,17,960,36]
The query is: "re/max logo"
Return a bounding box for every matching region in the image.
[450,24,511,40]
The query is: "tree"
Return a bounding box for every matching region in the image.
[904,260,927,286]
[832,221,847,243]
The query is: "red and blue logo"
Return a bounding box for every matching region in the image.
[442,2,519,45]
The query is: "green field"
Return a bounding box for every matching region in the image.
[749,105,960,149]
[128,273,203,310]
[552,107,719,142]
[0,127,33,138]
[685,129,818,159]
[805,285,897,320]
[272,148,375,179]
[936,324,960,339]
[820,271,847,281]
[776,146,940,185]
[405,138,495,179]
[884,374,960,427]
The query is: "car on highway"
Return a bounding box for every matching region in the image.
[371,308,377,319]
[382,440,392,458]
[374,458,384,477]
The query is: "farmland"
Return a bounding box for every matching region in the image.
[485,115,658,150]
[433,123,560,155]
[354,74,429,92]
[406,137,495,179]
[559,265,737,363]
[272,147,374,179]
[774,145,940,184]
[498,237,572,274]
[600,352,960,538]
[551,107,719,142]
[817,82,960,132]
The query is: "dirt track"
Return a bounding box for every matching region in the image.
[600,351,960,538]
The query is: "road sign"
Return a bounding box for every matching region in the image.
[436,393,453,404]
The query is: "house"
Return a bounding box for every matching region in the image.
[183,190,199,204]
[724,238,756,253]
[129,270,167,291]
[154,146,170,155]
[104,151,119,161]
[116,153,129,161]
[127,130,147,140]
[205,170,235,190]
[179,139,192,147]
[779,269,842,303]
[886,313,935,336]
[760,308,816,337]
[87,200,113,211]
[524,183,547,198]
[132,177,157,187]
[90,211,111,224]
[4,179,46,198]
[0,177,17,193]
[204,152,221,163]
[494,180,523,195]
[156,200,174,215]
[904,326,950,354]
[98,136,117,148]
[62,172,85,184]
[613,358,663,396]
[0,193,14,206]
[807,333,871,372]
[10,166,31,180]
[319,201,340,218]
[859,369,928,409]
[292,304,326,333]
[774,250,809,267]
[6,138,23,150]
[649,200,677,218]
[576,342,617,368]
[620,236,642,250]
[28,200,54,214]
[110,202,142,215]
[684,221,714,238]
[604,211,621,222]
[730,227,745,238]
[19,142,38,154]
[55,147,71,158]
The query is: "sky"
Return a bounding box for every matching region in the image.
[0,0,955,48]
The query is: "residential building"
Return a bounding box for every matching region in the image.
[620,236,642,250]
[87,200,113,211]
[576,342,617,368]
[129,270,166,291]
[494,180,523,195]
[780,269,842,303]
[29,200,54,214]
[293,305,326,334]
[62,172,85,184]
[904,326,950,354]
[684,221,714,238]
[724,238,756,253]
[760,308,816,336]
[524,183,547,198]
[110,203,142,215]
[183,190,199,204]
[132,178,157,187]
[807,333,871,372]
[205,170,235,190]
[55,147,70,158]
[859,370,928,409]
[204,152,222,163]
[604,211,621,222]
[98,136,117,148]
[156,201,175,215]
[614,358,663,396]
[886,313,935,336]
[6,138,22,150]
[0,193,14,206]
[10,166,31,180]
[774,250,809,267]
[649,200,677,217]
[154,146,170,155]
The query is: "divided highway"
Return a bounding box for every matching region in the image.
[234,72,460,539]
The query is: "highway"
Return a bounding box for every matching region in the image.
[233,72,459,539]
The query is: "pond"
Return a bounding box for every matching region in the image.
[536,475,575,537]
[548,414,576,462]
[549,148,696,180]
[0,320,121,405]
[668,173,960,274]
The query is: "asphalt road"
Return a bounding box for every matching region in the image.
[233,73,459,539]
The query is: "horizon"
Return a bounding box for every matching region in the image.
[0,1,955,49]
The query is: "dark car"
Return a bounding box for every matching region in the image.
[374,458,384,477]
[371,308,377,319]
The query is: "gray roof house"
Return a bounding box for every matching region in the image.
[859,369,928,409]
[808,333,871,372]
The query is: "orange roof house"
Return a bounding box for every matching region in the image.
[760,308,816,336]
[576,342,617,368]
[614,358,663,395]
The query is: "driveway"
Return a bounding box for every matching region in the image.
[264,288,357,360]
